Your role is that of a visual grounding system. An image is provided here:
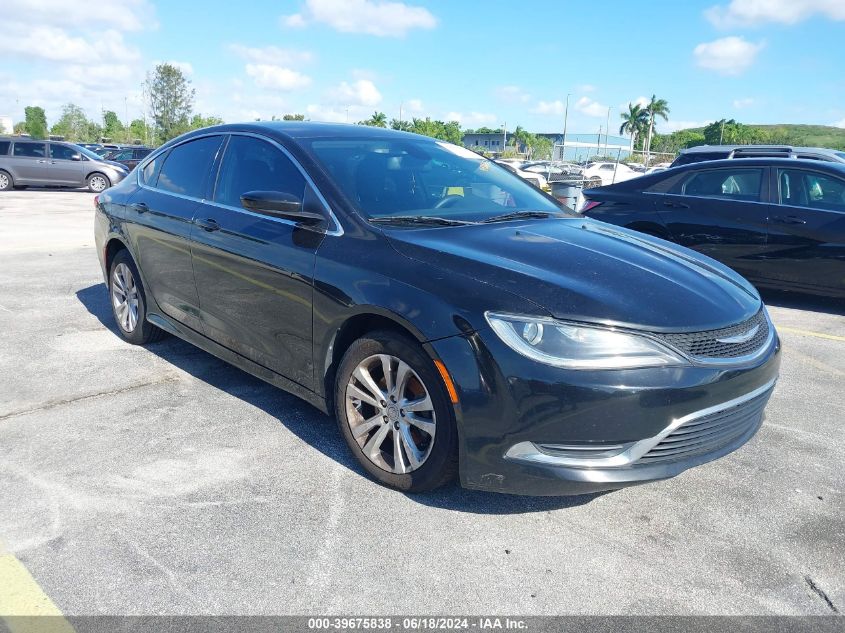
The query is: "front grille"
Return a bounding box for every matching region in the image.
[652,310,770,360]
[637,388,772,464]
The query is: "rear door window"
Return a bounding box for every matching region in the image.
[50,144,78,160]
[13,142,47,158]
[156,136,224,198]
[778,169,845,212]
[677,168,763,201]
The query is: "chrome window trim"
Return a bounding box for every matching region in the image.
[505,377,777,469]
[642,191,774,207]
[135,131,344,236]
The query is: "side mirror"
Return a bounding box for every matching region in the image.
[71,153,82,161]
[240,190,326,225]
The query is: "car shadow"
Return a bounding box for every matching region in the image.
[759,289,844,316]
[76,283,602,515]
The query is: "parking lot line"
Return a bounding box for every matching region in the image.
[0,552,74,633]
[777,326,845,342]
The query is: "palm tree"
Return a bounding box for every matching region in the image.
[619,103,648,154]
[643,95,670,165]
[365,111,388,128]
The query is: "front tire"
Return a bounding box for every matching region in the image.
[87,172,110,193]
[0,170,12,191]
[109,250,165,345]
[335,331,458,492]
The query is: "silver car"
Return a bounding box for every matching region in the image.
[0,138,129,193]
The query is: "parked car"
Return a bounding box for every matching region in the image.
[93,144,120,157]
[671,144,845,168]
[580,157,845,298]
[95,122,780,496]
[493,160,548,189]
[0,139,129,192]
[104,146,153,170]
[583,161,639,186]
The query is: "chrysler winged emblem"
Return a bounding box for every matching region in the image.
[716,324,760,344]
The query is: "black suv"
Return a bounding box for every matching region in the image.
[104,146,153,170]
[671,145,845,168]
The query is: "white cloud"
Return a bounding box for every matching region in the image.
[229,44,313,66]
[325,79,382,106]
[305,103,374,123]
[834,118,845,128]
[693,36,765,75]
[733,97,754,109]
[531,100,566,116]
[403,98,424,114]
[245,64,312,90]
[282,0,437,37]
[575,96,609,118]
[0,25,140,64]
[153,60,194,75]
[495,85,531,104]
[576,84,597,93]
[631,96,650,108]
[281,13,308,28]
[4,0,156,31]
[705,0,845,27]
[444,111,497,126]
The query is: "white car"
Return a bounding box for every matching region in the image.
[494,160,548,190]
[583,162,639,187]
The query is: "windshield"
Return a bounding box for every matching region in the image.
[307,137,567,222]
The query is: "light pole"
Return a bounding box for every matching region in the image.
[604,106,611,155]
[562,93,570,161]
[502,121,506,156]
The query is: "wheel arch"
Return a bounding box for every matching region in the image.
[104,236,130,273]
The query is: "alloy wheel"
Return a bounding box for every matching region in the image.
[111,263,139,333]
[0,173,9,190]
[89,175,107,192]
[345,353,437,474]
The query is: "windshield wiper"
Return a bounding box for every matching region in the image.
[480,210,562,223]
[369,215,476,226]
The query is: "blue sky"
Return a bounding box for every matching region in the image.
[3,0,845,135]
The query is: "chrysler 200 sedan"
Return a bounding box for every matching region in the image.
[94,122,780,496]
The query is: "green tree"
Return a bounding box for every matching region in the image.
[13,122,27,135]
[282,113,305,121]
[643,95,670,164]
[145,63,195,143]
[24,106,48,139]
[619,103,649,153]
[50,103,90,141]
[103,110,125,141]
[189,113,224,130]
[128,119,150,144]
[390,118,412,131]
[360,111,388,127]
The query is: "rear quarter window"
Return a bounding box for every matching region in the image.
[0,141,10,155]
[13,142,47,158]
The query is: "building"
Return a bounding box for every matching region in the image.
[462,131,632,161]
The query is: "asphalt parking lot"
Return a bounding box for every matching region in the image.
[0,189,843,616]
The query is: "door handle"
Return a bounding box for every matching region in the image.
[771,215,806,225]
[131,202,148,214]
[663,200,690,209]
[196,218,220,232]
[37,159,48,163]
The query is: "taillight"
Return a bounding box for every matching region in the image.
[580,200,603,213]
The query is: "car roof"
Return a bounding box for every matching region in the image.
[179,121,432,143]
[673,157,845,172]
[679,144,843,157]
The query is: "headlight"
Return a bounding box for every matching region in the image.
[485,312,687,370]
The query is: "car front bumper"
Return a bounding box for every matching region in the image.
[428,326,781,496]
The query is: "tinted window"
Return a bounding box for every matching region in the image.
[13,142,47,158]
[678,168,763,201]
[156,136,223,198]
[307,137,561,220]
[134,148,151,159]
[779,169,845,212]
[50,144,78,160]
[214,135,306,209]
[0,141,10,155]
[141,152,166,186]
[111,149,134,160]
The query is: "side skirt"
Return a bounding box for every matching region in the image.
[147,312,330,415]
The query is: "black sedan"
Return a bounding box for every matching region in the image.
[94,123,780,496]
[581,158,845,298]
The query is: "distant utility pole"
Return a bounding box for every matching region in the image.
[399,102,403,128]
[604,106,611,155]
[719,120,725,144]
[502,121,507,154]
[597,126,602,154]
[562,93,570,160]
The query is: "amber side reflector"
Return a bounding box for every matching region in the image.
[434,359,459,404]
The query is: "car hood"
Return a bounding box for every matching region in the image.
[385,217,761,332]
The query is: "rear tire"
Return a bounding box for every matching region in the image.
[108,250,165,345]
[87,172,110,193]
[334,331,459,492]
[0,170,12,191]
